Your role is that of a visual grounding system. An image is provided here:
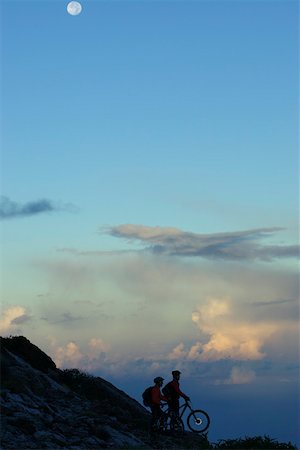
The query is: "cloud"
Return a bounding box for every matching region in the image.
[41,312,85,324]
[168,343,187,360]
[50,337,111,370]
[192,297,230,320]
[219,366,256,385]
[57,248,134,257]
[252,298,297,307]
[0,306,30,333]
[35,240,297,387]
[166,297,278,362]
[229,366,256,384]
[53,342,84,368]
[88,338,110,355]
[37,247,298,364]
[104,224,298,261]
[0,196,76,219]
[190,299,278,361]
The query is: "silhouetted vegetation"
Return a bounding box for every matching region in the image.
[60,368,95,396]
[214,436,297,449]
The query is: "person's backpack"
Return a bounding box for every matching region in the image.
[142,386,153,407]
[162,382,174,397]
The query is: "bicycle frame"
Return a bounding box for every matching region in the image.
[178,400,192,419]
[161,400,192,418]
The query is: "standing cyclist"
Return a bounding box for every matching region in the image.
[163,370,190,419]
[150,377,167,433]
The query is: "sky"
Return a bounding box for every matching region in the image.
[0,0,299,446]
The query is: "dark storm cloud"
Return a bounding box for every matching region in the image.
[105,224,298,261]
[0,196,75,219]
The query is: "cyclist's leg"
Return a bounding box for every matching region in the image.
[156,407,166,431]
[150,405,161,433]
[169,399,180,430]
[149,406,156,433]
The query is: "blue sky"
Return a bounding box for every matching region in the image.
[1,0,299,446]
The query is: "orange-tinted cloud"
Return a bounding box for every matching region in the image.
[168,297,278,362]
[0,306,29,333]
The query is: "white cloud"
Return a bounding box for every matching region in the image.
[50,337,110,370]
[227,366,256,384]
[190,297,278,361]
[0,306,28,333]
[168,343,187,360]
[213,366,257,385]
[166,297,279,362]
[192,297,230,321]
[37,246,297,386]
[88,338,110,356]
[53,342,84,367]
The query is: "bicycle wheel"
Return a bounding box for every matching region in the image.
[187,409,210,433]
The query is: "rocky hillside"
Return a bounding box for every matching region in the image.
[0,336,211,449]
[0,336,297,450]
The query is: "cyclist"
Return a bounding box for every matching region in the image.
[164,370,190,420]
[150,376,167,433]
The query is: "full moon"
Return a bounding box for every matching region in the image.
[67,1,82,16]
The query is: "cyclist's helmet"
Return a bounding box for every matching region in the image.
[154,376,164,384]
[172,370,181,376]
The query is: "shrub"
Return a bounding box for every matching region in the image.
[214,435,297,449]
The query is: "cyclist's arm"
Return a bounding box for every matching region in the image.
[160,392,168,402]
[179,391,190,401]
[172,382,189,400]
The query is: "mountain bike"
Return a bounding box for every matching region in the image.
[154,405,184,435]
[157,400,210,434]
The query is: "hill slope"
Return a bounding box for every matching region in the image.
[0,336,297,450]
[0,336,210,449]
